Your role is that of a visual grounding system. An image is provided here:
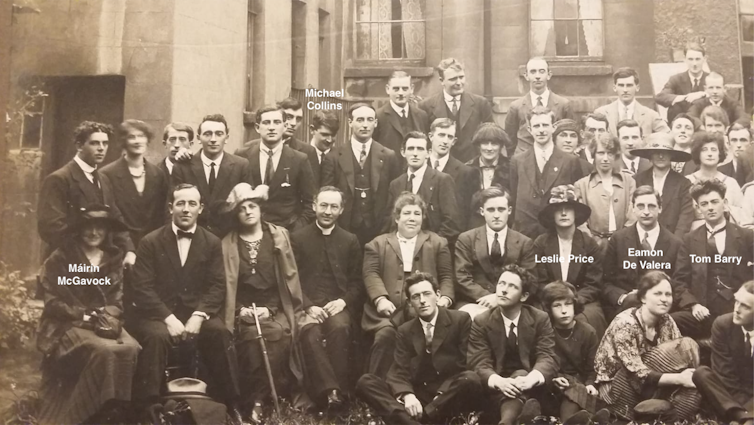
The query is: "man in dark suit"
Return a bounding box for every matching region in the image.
[357,272,482,425]
[689,72,750,129]
[655,42,709,125]
[419,58,494,163]
[321,103,401,245]
[427,118,480,231]
[505,57,575,156]
[126,184,242,420]
[633,133,695,237]
[171,114,253,236]
[692,283,754,424]
[614,120,652,176]
[385,131,461,241]
[510,107,585,239]
[101,120,169,248]
[374,71,429,155]
[159,122,194,176]
[38,121,135,264]
[235,106,316,231]
[308,110,340,188]
[602,186,689,319]
[467,265,558,425]
[672,180,754,338]
[455,187,536,320]
[291,186,363,398]
[719,124,754,187]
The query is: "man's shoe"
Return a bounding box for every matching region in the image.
[591,408,611,424]
[563,409,591,425]
[517,398,542,424]
[465,410,482,425]
[327,389,345,413]
[248,402,264,425]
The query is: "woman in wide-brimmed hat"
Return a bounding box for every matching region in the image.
[37,204,140,425]
[219,183,320,423]
[532,185,607,337]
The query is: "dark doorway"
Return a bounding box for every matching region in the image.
[41,75,126,178]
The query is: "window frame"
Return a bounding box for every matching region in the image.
[528,0,605,61]
[352,0,427,65]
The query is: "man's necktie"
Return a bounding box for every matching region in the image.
[264,150,274,184]
[707,227,724,255]
[491,233,502,262]
[692,78,700,92]
[746,333,752,357]
[641,232,652,251]
[425,322,434,352]
[508,323,517,348]
[434,159,440,170]
[208,162,217,192]
[630,161,636,174]
[359,145,367,169]
[177,230,194,239]
[537,96,543,107]
[624,105,630,121]
[539,152,547,173]
[401,108,407,118]
[451,97,459,116]
[407,173,415,192]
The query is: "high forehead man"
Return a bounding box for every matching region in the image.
[374,70,430,155]
[160,122,194,176]
[38,120,136,267]
[655,42,710,125]
[614,119,652,176]
[505,57,575,157]
[418,58,494,163]
[688,72,750,129]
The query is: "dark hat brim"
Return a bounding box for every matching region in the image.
[631,147,691,162]
[538,200,592,229]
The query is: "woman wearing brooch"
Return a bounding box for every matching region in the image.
[532,185,607,338]
[37,204,140,424]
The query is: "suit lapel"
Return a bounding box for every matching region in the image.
[271,147,292,188]
[459,92,473,131]
[113,157,139,200]
[386,233,402,262]
[143,161,161,200]
[655,228,672,262]
[190,154,210,195]
[386,106,406,137]
[183,228,204,273]
[371,143,385,193]
[543,149,566,192]
[517,308,533,369]
[475,229,495,278]
[213,154,234,199]
[430,308,450,354]
[418,168,438,201]
[413,231,429,259]
[161,226,183,273]
[432,94,448,119]
[608,102,620,135]
[70,161,100,201]
[248,145,263,184]
[523,150,537,188]
[338,147,355,191]
[411,319,425,357]
[489,308,506,364]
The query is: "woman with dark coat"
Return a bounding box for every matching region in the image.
[37,204,140,425]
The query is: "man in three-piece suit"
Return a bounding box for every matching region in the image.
[357,272,482,425]
[321,103,401,245]
[101,120,169,248]
[596,67,669,138]
[509,107,585,239]
[126,184,241,419]
[672,180,754,338]
[505,57,575,157]
[720,125,754,187]
[308,110,340,188]
[602,186,689,319]
[290,187,364,396]
[455,187,535,320]
[467,265,558,425]
[655,42,710,125]
[374,71,429,156]
[614,120,653,176]
[235,106,316,231]
[427,118,480,231]
[159,122,194,177]
[385,131,461,242]
[38,121,135,263]
[688,72,750,129]
[419,58,494,163]
[171,114,253,237]
[692,284,754,424]
[633,133,695,237]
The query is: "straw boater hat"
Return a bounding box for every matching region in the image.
[630,133,692,162]
[70,204,129,234]
[538,185,591,229]
[221,183,269,213]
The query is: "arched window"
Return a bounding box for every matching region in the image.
[530,0,604,58]
[355,0,426,62]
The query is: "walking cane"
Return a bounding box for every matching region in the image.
[251,303,281,416]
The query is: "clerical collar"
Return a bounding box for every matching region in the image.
[316,221,335,235]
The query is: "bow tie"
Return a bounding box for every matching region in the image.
[481,165,496,170]
[177,230,194,239]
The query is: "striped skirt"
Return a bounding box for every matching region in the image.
[38,327,140,425]
[598,337,701,421]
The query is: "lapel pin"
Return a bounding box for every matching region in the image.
[553,167,558,172]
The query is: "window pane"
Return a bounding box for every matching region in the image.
[21,115,42,149]
[579,0,602,19]
[554,0,578,19]
[355,0,425,60]
[403,22,425,59]
[743,15,754,42]
[531,0,553,20]
[580,19,604,56]
[531,20,556,56]
[554,20,578,56]
[356,23,377,59]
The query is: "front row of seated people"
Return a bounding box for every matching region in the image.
[38,180,754,424]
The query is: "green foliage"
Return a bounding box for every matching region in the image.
[0,262,40,351]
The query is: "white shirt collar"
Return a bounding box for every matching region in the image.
[172,222,198,236]
[534,141,554,157]
[260,142,283,156]
[742,327,754,346]
[390,100,409,117]
[164,157,174,174]
[688,71,703,84]
[479,156,499,168]
[443,90,460,103]
[429,153,450,171]
[636,223,661,247]
[316,221,335,236]
[419,309,439,329]
[486,225,508,242]
[310,140,331,156]
[706,220,727,234]
[397,232,418,244]
[351,137,373,158]
[74,154,97,174]
[619,99,637,116]
[530,89,551,107]
[408,162,428,180]
[711,98,723,107]
[501,310,521,332]
[200,150,224,167]
[623,154,639,168]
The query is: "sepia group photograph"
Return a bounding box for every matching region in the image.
[0,0,752,424]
